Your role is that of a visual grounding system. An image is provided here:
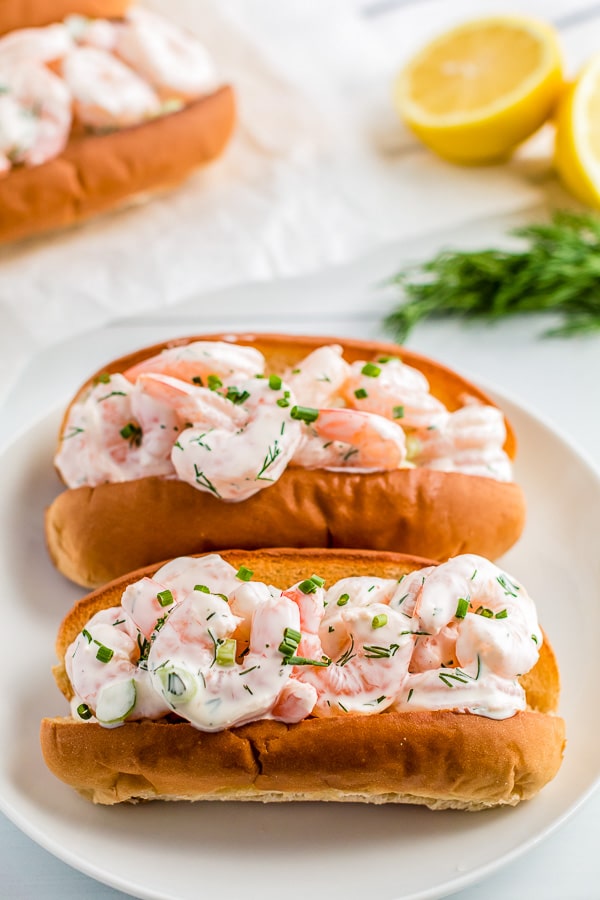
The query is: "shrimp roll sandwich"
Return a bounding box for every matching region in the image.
[0,7,234,243]
[46,334,527,588]
[41,549,565,807]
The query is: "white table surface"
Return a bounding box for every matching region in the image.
[0,224,598,899]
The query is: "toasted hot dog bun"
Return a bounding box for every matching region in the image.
[0,1,132,35]
[45,334,527,587]
[45,334,527,589]
[40,548,565,808]
[0,85,235,244]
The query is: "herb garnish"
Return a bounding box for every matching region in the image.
[384,211,600,339]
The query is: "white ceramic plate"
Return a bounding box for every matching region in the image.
[0,391,598,900]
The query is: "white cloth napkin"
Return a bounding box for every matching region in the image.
[0,0,591,403]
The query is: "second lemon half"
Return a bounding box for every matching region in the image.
[394,16,563,164]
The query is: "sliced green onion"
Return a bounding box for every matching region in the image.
[226,387,250,405]
[277,398,290,408]
[371,613,388,629]
[354,388,368,399]
[475,606,494,618]
[76,703,92,720]
[337,593,350,606]
[298,578,318,594]
[95,644,114,664]
[361,363,381,378]
[392,405,405,419]
[216,638,237,667]
[236,566,254,582]
[268,374,282,390]
[95,679,136,724]
[455,597,469,619]
[158,666,197,702]
[119,422,143,446]
[194,584,210,593]
[290,405,319,424]
[495,609,508,619]
[283,627,302,644]
[156,589,174,607]
[207,374,222,391]
[310,574,325,588]
[94,372,111,384]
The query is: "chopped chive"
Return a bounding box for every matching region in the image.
[310,574,325,588]
[298,578,318,594]
[371,613,388,629]
[119,422,143,447]
[207,374,222,391]
[338,702,349,712]
[269,374,282,390]
[82,628,92,643]
[328,625,335,633]
[226,387,250,405]
[215,638,237,666]
[354,388,368,399]
[194,584,210,593]
[236,566,253,582]
[392,405,405,419]
[290,405,319,424]
[192,375,203,385]
[531,634,539,644]
[284,627,302,644]
[495,609,508,619]
[77,703,92,720]
[96,644,114,664]
[284,656,331,666]
[407,688,414,702]
[337,593,350,606]
[94,372,111,384]
[455,597,469,619]
[361,362,381,378]
[277,398,290,407]
[378,356,397,363]
[156,589,174,607]
[475,606,494,618]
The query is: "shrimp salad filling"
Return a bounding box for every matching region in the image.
[56,341,513,497]
[66,554,542,730]
[0,8,219,175]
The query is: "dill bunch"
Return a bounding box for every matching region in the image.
[384,211,600,341]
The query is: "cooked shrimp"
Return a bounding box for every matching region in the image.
[409,404,513,481]
[66,607,171,724]
[0,62,72,166]
[282,345,351,408]
[0,23,73,66]
[148,589,306,731]
[114,7,218,100]
[55,373,179,487]
[142,374,302,501]
[321,576,400,657]
[284,583,414,716]
[137,373,248,431]
[124,341,266,387]
[400,554,541,682]
[293,407,406,471]
[61,45,160,129]
[343,357,448,432]
[153,553,241,601]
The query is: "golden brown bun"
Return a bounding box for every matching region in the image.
[0,87,235,245]
[45,334,527,588]
[0,1,132,35]
[42,549,565,808]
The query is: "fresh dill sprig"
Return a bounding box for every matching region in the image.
[383,210,600,340]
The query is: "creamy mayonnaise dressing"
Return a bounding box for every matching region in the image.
[66,553,542,729]
[55,341,514,495]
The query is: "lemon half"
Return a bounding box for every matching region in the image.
[394,16,563,164]
[555,57,600,208]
